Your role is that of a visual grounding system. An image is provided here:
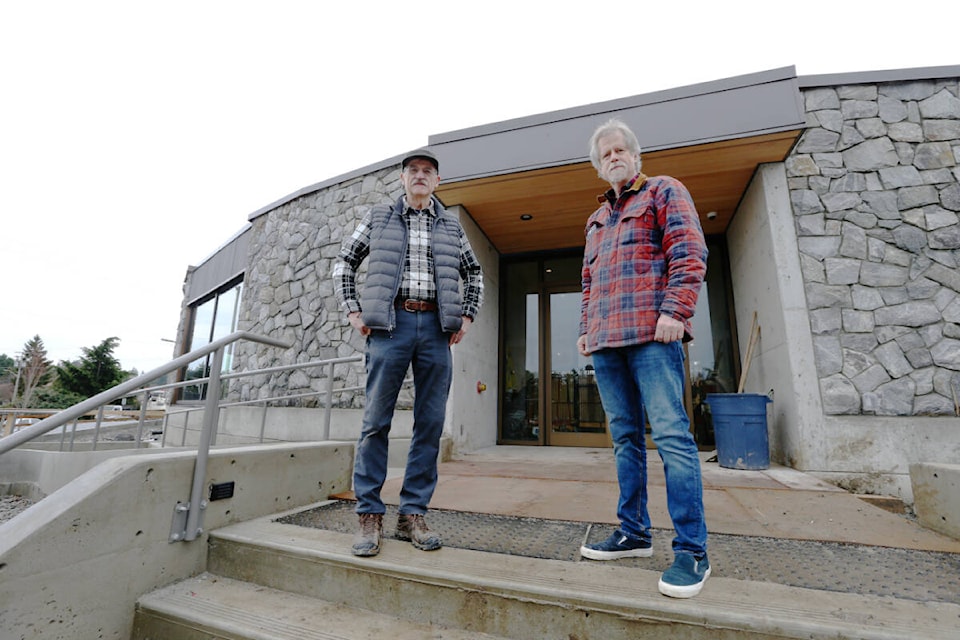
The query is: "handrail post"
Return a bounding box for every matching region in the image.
[323,361,335,440]
[92,406,105,451]
[136,391,149,448]
[161,412,169,447]
[259,402,268,443]
[182,346,224,542]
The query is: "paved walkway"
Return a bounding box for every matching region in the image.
[315,444,960,608]
[380,445,960,553]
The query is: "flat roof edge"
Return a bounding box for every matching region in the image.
[430,66,798,145]
[798,64,960,89]
[190,223,251,269]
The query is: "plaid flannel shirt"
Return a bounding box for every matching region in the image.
[334,198,484,319]
[580,174,707,351]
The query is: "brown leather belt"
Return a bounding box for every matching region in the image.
[398,299,437,313]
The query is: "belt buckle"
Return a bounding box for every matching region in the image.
[403,299,418,312]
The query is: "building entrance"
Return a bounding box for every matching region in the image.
[500,254,608,446]
[499,241,736,448]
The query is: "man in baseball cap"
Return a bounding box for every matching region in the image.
[333,142,484,558]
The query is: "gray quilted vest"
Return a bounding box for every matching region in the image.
[361,196,464,333]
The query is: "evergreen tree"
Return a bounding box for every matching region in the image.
[0,354,14,381]
[56,337,127,398]
[32,387,86,409]
[17,335,52,408]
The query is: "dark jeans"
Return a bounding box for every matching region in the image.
[353,308,452,515]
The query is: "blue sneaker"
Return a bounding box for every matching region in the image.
[580,529,652,560]
[658,553,711,598]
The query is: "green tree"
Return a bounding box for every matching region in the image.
[0,354,14,381]
[1,354,17,406]
[56,337,127,398]
[32,387,86,409]
[17,335,53,408]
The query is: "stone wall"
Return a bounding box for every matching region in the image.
[230,166,409,409]
[787,77,960,416]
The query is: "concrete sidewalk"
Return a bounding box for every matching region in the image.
[381,445,960,554]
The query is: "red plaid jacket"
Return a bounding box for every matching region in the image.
[579,174,708,351]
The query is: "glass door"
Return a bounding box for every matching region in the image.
[498,237,736,449]
[498,255,609,447]
[500,264,542,443]
[544,288,609,447]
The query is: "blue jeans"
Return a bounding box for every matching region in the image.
[591,341,707,556]
[353,308,452,516]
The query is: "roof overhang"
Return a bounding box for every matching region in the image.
[432,66,806,254]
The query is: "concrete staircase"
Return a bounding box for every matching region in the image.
[131,510,959,640]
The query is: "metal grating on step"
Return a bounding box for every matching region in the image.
[277,500,960,606]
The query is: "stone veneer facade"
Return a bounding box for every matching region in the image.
[788,77,960,416]
[231,167,408,409]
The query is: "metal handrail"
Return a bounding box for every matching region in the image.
[1,331,293,544]
[0,331,290,455]
[0,331,394,543]
[2,355,369,451]
[159,355,368,446]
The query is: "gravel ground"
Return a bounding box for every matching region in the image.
[0,494,34,523]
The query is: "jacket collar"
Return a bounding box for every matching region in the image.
[597,172,648,205]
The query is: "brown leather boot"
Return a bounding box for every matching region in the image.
[395,513,442,551]
[352,513,383,557]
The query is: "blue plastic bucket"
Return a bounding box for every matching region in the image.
[705,393,771,470]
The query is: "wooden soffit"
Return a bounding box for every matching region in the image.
[436,129,801,255]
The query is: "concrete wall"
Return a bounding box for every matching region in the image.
[911,462,960,539]
[163,405,406,445]
[0,446,166,500]
[0,442,352,640]
[447,205,501,453]
[805,414,960,500]
[727,164,823,470]
[161,404,458,468]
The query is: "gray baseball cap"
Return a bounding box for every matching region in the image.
[401,148,439,171]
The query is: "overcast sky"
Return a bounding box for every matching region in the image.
[2,1,957,375]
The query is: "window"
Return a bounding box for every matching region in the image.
[181,279,243,401]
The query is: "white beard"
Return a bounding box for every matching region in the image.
[605,164,632,184]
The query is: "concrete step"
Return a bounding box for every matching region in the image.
[133,573,510,640]
[192,514,960,640]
